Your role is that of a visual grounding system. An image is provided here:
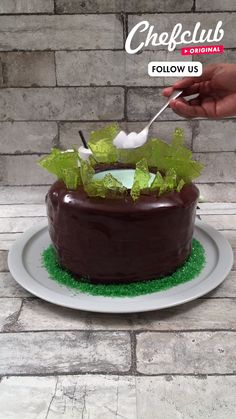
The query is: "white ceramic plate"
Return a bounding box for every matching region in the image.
[8,220,233,313]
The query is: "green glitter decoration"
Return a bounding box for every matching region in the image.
[42,239,205,298]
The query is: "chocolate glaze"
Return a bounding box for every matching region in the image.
[46,168,199,283]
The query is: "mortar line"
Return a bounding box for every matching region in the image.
[1,328,236,334]
[0,11,235,15]
[0,48,234,53]
[129,331,138,375]
[53,52,58,87]
[1,371,236,378]
[0,119,236,124]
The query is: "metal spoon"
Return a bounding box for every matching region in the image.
[134,89,183,147]
[145,89,183,130]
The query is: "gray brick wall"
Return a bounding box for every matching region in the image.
[0,0,235,202]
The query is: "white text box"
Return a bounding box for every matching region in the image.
[148,61,202,77]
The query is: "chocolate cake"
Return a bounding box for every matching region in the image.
[46,177,199,283]
[40,124,203,284]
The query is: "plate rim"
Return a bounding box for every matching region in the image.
[8,220,234,313]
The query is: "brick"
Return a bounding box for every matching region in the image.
[211,272,236,298]
[136,331,236,374]
[0,273,30,297]
[196,0,236,11]
[200,214,236,230]
[56,50,191,87]
[1,375,236,418]
[59,121,192,149]
[0,88,124,121]
[128,14,236,50]
[194,152,236,183]
[0,375,137,419]
[56,0,194,13]
[0,235,21,251]
[199,212,236,236]
[0,376,58,419]
[197,183,236,202]
[127,88,184,121]
[0,52,55,87]
[0,204,45,217]
[0,122,58,154]
[14,298,236,332]
[0,298,22,332]
[0,0,54,13]
[0,250,8,271]
[0,186,48,204]
[135,376,236,418]
[197,203,236,214]
[222,231,236,248]
[147,299,236,331]
[0,155,54,186]
[0,331,131,374]
[193,120,236,152]
[16,299,137,332]
[0,217,46,233]
[0,15,123,51]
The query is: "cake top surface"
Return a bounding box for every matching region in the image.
[38,123,203,201]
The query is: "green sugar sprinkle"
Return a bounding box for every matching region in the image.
[42,239,205,298]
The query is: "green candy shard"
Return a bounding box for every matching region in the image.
[42,238,205,298]
[80,159,95,185]
[131,158,150,201]
[84,180,107,198]
[162,158,203,183]
[80,160,127,198]
[164,168,177,192]
[84,175,127,199]
[150,171,165,194]
[172,127,185,147]
[38,126,203,199]
[148,134,204,183]
[62,168,80,190]
[38,148,78,177]
[150,169,178,196]
[88,123,119,163]
[38,148,81,190]
[103,173,127,195]
[177,178,185,192]
[118,141,153,165]
[80,160,104,197]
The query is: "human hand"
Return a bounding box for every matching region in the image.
[162,63,236,119]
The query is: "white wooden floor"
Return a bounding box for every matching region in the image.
[0,187,236,419]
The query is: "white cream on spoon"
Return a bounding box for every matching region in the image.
[113,128,148,149]
[113,90,183,149]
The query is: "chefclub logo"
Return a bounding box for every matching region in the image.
[125,20,224,55]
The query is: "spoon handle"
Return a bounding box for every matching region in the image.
[146,89,183,129]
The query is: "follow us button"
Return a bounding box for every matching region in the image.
[148,62,202,77]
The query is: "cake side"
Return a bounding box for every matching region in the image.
[46,180,199,283]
